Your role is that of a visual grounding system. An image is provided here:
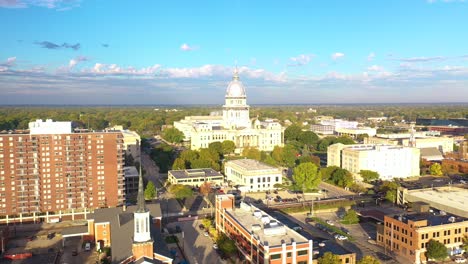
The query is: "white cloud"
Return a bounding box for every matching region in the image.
[68,56,88,69]
[288,54,313,66]
[367,52,375,61]
[88,63,161,75]
[332,52,345,60]
[180,43,196,51]
[367,65,384,71]
[6,57,16,65]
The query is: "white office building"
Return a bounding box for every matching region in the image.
[224,159,282,192]
[327,143,420,180]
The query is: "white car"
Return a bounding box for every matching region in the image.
[326,220,334,226]
[334,234,348,241]
[213,243,219,250]
[455,257,467,263]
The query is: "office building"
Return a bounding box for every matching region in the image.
[174,71,284,153]
[224,159,282,192]
[365,134,454,154]
[377,212,468,264]
[0,119,125,223]
[124,166,139,195]
[215,195,313,264]
[334,127,377,138]
[107,125,141,162]
[167,168,224,186]
[327,143,420,180]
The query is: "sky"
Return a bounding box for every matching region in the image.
[1,0,468,105]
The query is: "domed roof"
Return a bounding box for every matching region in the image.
[225,70,246,98]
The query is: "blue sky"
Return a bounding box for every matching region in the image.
[1,0,468,104]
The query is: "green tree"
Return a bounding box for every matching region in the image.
[221,140,236,154]
[191,159,212,169]
[208,142,223,156]
[172,158,186,170]
[293,162,321,191]
[318,252,341,264]
[342,209,359,224]
[430,163,443,176]
[282,144,298,168]
[359,170,380,183]
[335,136,356,145]
[162,127,184,143]
[168,184,193,200]
[462,235,468,252]
[144,181,157,200]
[330,168,354,188]
[357,256,381,264]
[284,124,302,142]
[242,147,261,160]
[379,181,400,203]
[317,136,336,151]
[199,148,220,162]
[217,233,238,255]
[272,146,284,163]
[298,131,319,146]
[263,155,277,166]
[320,166,339,181]
[356,134,370,143]
[426,239,448,261]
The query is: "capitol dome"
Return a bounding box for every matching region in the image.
[225,70,246,98]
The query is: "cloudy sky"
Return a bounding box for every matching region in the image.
[1,0,468,105]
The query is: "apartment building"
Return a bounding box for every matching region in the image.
[215,194,313,264]
[0,119,125,223]
[377,213,468,264]
[327,143,420,180]
[224,159,282,192]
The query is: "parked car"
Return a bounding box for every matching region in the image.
[72,250,78,256]
[204,231,209,237]
[273,190,278,194]
[340,227,351,235]
[47,232,55,240]
[212,243,219,250]
[199,224,205,230]
[292,226,303,232]
[455,257,467,263]
[334,234,348,241]
[326,220,334,226]
[84,242,91,251]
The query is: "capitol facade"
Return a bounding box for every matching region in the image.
[174,71,284,152]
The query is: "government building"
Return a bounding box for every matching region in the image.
[174,71,284,152]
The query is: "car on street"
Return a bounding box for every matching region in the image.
[455,257,467,263]
[203,231,209,237]
[198,224,205,230]
[85,242,91,251]
[292,226,303,232]
[72,250,78,256]
[213,243,219,250]
[47,232,55,240]
[334,234,348,241]
[340,227,351,234]
[326,220,334,226]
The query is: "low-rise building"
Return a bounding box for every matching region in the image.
[168,168,224,186]
[215,195,313,264]
[334,127,377,138]
[365,134,454,153]
[397,186,468,218]
[327,143,420,180]
[124,166,139,195]
[224,159,282,192]
[376,212,468,264]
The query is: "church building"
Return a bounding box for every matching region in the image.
[174,70,284,152]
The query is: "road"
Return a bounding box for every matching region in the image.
[318,182,355,198]
[141,152,162,188]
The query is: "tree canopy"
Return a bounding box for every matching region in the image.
[357,256,381,264]
[242,147,262,160]
[342,209,359,224]
[379,180,400,203]
[221,140,236,154]
[429,163,443,176]
[426,239,448,261]
[284,124,302,142]
[318,252,342,264]
[330,168,354,188]
[162,127,184,143]
[359,170,380,183]
[293,162,321,191]
[144,181,157,200]
[168,184,193,200]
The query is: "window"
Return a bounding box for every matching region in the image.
[298,250,307,256]
[271,254,280,260]
[287,252,291,257]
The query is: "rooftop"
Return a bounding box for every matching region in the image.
[169,168,222,179]
[405,187,468,217]
[226,202,309,247]
[226,159,280,172]
[124,166,139,178]
[392,212,467,226]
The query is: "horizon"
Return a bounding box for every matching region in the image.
[2,1,468,104]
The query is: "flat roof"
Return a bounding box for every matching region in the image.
[124,166,139,178]
[391,212,467,226]
[227,159,280,172]
[405,187,468,217]
[226,203,309,247]
[169,168,223,179]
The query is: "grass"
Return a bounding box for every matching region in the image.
[280,200,355,214]
[309,217,354,241]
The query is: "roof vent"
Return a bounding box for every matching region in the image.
[448,216,456,223]
[261,216,270,224]
[252,224,261,231]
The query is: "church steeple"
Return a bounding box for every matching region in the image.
[136,159,146,213]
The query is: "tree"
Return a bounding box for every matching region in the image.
[426,239,448,261]
[199,148,220,162]
[162,128,184,143]
[293,162,321,191]
[379,181,400,203]
[282,144,298,168]
[284,124,302,142]
[144,181,157,200]
[199,181,212,208]
[272,146,284,163]
[191,159,212,169]
[359,170,380,183]
[330,168,354,188]
[320,166,339,181]
[172,158,186,170]
[335,136,355,145]
[217,233,238,255]
[221,140,236,154]
[430,163,443,176]
[168,184,193,200]
[242,147,261,160]
[298,131,319,146]
[263,155,277,166]
[462,235,468,252]
[318,252,341,264]
[342,209,359,224]
[356,134,369,143]
[208,142,223,156]
[357,256,380,264]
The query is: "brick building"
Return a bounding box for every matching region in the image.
[377,213,468,264]
[0,119,125,223]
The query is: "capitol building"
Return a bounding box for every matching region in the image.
[174,71,284,152]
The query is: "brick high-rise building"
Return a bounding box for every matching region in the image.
[0,119,125,223]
